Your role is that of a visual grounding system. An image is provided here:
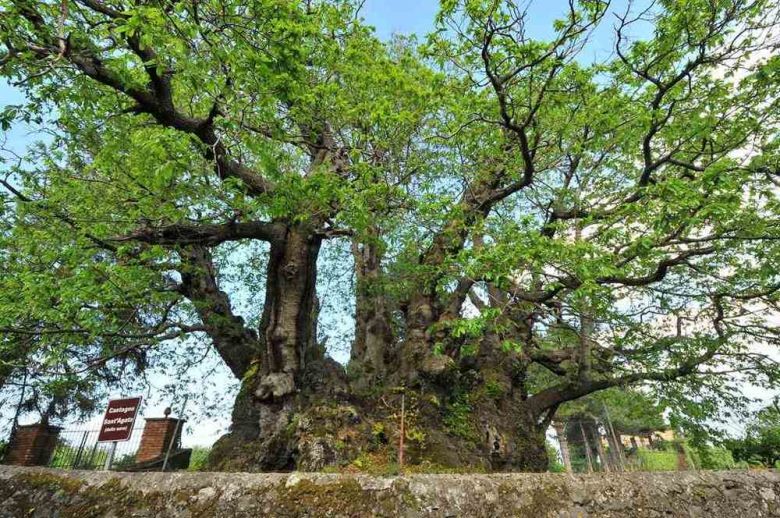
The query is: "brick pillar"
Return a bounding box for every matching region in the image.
[136,418,185,463]
[3,423,62,466]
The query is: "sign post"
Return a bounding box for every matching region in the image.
[103,441,117,471]
[97,396,142,470]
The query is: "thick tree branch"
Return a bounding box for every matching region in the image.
[527,299,729,413]
[111,220,286,246]
[11,1,273,196]
[177,245,260,379]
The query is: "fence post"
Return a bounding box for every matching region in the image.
[553,420,573,473]
[4,423,62,466]
[72,430,89,469]
[602,402,625,472]
[86,438,100,469]
[580,421,594,473]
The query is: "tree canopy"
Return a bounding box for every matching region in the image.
[1,0,780,471]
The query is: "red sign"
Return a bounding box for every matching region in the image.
[97,397,142,442]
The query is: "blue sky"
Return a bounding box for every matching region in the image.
[361,0,441,39]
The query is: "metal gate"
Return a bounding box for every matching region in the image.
[48,425,144,470]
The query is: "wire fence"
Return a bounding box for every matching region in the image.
[47,425,144,470]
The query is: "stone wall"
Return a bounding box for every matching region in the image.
[0,465,778,517]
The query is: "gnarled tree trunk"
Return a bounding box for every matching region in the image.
[210,224,351,470]
[255,226,322,401]
[208,229,561,473]
[350,238,392,387]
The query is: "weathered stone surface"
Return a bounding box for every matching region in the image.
[0,465,778,517]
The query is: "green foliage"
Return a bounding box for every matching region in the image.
[637,449,678,471]
[350,452,399,476]
[680,442,701,470]
[371,422,385,441]
[695,445,736,471]
[49,441,110,469]
[483,378,505,400]
[112,452,138,470]
[722,400,780,468]
[443,393,478,442]
[559,389,667,435]
[546,442,565,473]
[0,0,438,420]
[187,447,211,472]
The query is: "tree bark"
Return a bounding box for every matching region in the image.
[254,225,322,401]
[351,238,392,386]
[179,246,260,379]
[587,420,611,473]
[511,410,551,471]
[209,224,347,470]
[400,293,439,379]
[209,228,564,473]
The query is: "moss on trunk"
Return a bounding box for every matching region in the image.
[209,358,551,473]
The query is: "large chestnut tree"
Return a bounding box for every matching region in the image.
[2,0,780,471]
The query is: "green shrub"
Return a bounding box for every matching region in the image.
[112,452,137,470]
[546,442,565,472]
[637,449,678,471]
[696,445,735,470]
[188,446,211,471]
[681,442,700,469]
[443,395,478,442]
